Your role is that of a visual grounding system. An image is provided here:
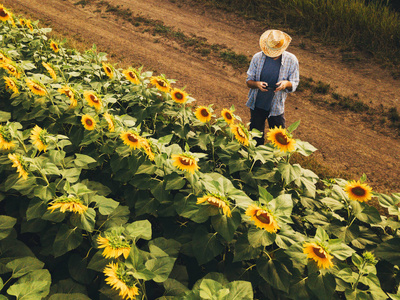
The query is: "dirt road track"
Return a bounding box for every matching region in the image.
[3,0,400,192]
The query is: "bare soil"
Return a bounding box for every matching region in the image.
[4,0,400,193]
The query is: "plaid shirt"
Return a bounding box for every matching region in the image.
[246,51,300,116]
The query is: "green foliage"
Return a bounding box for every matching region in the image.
[0,9,398,300]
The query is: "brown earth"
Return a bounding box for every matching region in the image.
[4,0,400,193]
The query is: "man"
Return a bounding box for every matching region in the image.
[246,29,300,146]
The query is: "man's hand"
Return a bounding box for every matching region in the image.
[246,80,269,92]
[275,80,292,92]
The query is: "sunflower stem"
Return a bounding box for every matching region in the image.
[352,261,366,290]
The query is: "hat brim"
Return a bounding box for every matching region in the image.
[260,30,292,58]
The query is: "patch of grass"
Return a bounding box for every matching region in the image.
[74,0,92,7]
[219,50,249,69]
[312,81,330,94]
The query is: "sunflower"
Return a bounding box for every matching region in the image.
[81,115,96,131]
[104,112,115,132]
[9,14,16,27]
[42,62,57,80]
[4,76,18,94]
[49,40,59,53]
[97,235,131,259]
[197,194,232,217]
[8,153,29,180]
[1,63,20,78]
[122,68,140,85]
[83,91,102,110]
[30,125,48,152]
[171,153,199,174]
[0,52,10,64]
[303,242,334,269]
[170,88,188,104]
[58,86,77,108]
[245,204,280,233]
[120,131,142,150]
[25,19,34,32]
[48,196,88,214]
[19,18,26,26]
[26,79,47,96]
[104,262,139,300]
[150,76,170,93]
[230,123,249,146]
[221,108,235,125]
[195,106,212,123]
[0,5,11,22]
[344,180,372,202]
[266,126,296,152]
[0,125,15,150]
[140,138,155,161]
[102,63,114,79]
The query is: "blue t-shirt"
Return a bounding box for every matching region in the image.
[255,56,282,111]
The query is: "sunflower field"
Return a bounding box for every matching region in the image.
[0,4,399,300]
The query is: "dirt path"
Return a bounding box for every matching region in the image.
[4,0,400,192]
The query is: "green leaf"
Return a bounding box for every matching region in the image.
[74,154,97,167]
[328,239,355,260]
[295,140,318,156]
[88,251,108,272]
[124,220,152,240]
[99,205,130,229]
[0,216,17,240]
[314,227,329,243]
[353,201,382,224]
[7,269,51,300]
[174,194,211,223]
[61,168,81,183]
[258,186,273,205]
[192,226,224,265]
[306,272,336,300]
[6,257,44,278]
[148,238,181,258]
[287,120,300,133]
[93,195,119,215]
[226,281,254,300]
[49,294,91,300]
[278,162,301,185]
[233,234,262,262]
[163,278,189,297]
[70,208,96,232]
[257,257,292,293]
[53,224,83,257]
[165,173,186,190]
[375,238,400,266]
[0,111,11,122]
[145,256,176,283]
[211,211,241,242]
[248,227,276,247]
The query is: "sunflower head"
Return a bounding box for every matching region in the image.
[30,125,49,152]
[140,138,155,161]
[83,91,102,110]
[102,63,114,79]
[25,19,34,32]
[42,62,57,80]
[8,153,29,180]
[0,5,11,22]
[104,262,140,300]
[195,106,212,123]
[344,180,372,202]
[58,86,77,108]
[0,52,11,64]
[303,242,334,269]
[49,40,60,53]
[266,126,296,152]
[122,68,140,85]
[221,108,235,125]
[197,193,232,217]
[120,131,142,150]
[1,63,20,78]
[81,115,96,131]
[150,76,170,93]
[171,153,199,174]
[0,125,15,150]
[48,195,88,214]
[19,18,26,26]
[26,79,47,96]
[4,76,18,94]
[170,88,188,104]
[97,231,131,259]
[104,112,115,132]
[245,204,280,233]
[230,123,249,146]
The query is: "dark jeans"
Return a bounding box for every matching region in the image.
[250,107,286,146]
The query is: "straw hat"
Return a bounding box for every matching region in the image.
[259,30,292,58]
